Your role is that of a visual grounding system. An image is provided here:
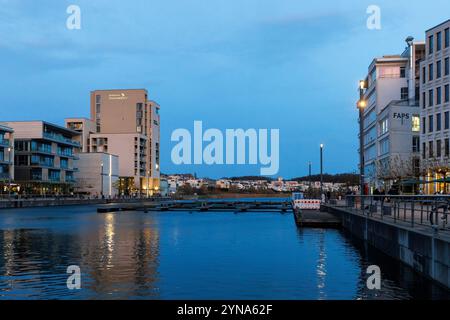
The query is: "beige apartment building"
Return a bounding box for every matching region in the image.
[1,121,80,195]
[0,124,14,192]
[89,89,160,195]
[420,19,450,193]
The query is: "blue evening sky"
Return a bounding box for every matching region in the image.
[1,0,449,178]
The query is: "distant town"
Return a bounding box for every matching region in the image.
[161,173,359,198]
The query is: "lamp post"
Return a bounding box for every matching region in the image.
[320,144,324,198]
[357,80,368,212]
[308,161,312,197]
[147,170,150,198]
[7,146,12,198]
[100,162,104,198]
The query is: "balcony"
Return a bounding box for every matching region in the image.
[43,132,80,147]
[0,139,9,148]
[0,173,10,180]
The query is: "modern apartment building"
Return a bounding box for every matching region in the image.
[0,125,14,188]
[65,118,95,153]
[420,20,450,194]
[361,40,425,193]
[1,121,80,195]
[89,89,160,195]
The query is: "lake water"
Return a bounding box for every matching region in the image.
[0,205,448,300]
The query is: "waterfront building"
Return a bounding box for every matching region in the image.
[419,20,450,193]
[1,121,80,195]
[360,40,425,193]
[74,152,119,197]
[89,89,160,196]
[0,125,14,192]
[65,118,95,153]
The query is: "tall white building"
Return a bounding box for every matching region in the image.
[361,40,425,193]
[420,20,450,193]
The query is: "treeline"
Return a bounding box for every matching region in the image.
[291,173,359,184]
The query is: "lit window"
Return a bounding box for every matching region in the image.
[412,115,420,132]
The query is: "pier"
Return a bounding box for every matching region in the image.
[97,199,293,213]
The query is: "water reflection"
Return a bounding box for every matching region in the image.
[0,207,448,300]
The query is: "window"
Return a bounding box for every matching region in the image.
[437,140,442,157]
[380,118,388,135]
[429,141,434,158]
[401,87,408,100]
[437,113,442,131]
[429,89,434,107]
[446,28,450,48]
[423,142,427,159]
[423,66,426,84]
[423,92,426,108]
[400,67,406,78]
[429,35,434,54]
[413,136,420,153]
[379,138,389,156]
[437,87,442,105]
[422,117,426,134]
[437,60,442,78]
[437,32,442,51]
[412,115,420,132]
[446,138,450,157]
[445,84,450,103]
[445,57,449,76]
[445,111,449,130]
[429,63,434,81]
[429,115,434,132]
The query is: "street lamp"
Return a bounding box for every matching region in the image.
[7,146,12,198]
[308,161,312,197]
[147,170,150,198]
[357,80,368,212]
[100,162,104,198]
[320,144,324,199]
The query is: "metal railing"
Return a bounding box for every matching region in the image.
[342,195,450,234]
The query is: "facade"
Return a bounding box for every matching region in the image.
[420,20,450,194]
[74,152,119,197]
[65,118,95,153]
[1,121,80,195]
[361,41,425,193]
[0,125,14,190]
[89,89,160,195]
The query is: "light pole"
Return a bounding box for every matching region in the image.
[320,144,324,198]
[308,161,312,197]
[357,80,368,212]
[147,170,150,198]
[100,162,104,198]
[7,146,12,198]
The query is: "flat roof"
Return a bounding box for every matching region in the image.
[426,19,450,32]
[2,120,80,136]
[90,88,148,93]
[0,124,13,132]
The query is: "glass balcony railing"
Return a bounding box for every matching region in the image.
[0,139,9,147]
[43,132,80,147]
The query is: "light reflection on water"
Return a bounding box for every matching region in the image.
[0,205,448,300]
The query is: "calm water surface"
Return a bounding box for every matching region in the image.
[0,205,448,300]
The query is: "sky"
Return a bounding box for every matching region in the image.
[1,0,449,179]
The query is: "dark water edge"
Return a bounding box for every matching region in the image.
[0,205,448,300]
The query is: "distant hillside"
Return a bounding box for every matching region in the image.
[291,173,359,184]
